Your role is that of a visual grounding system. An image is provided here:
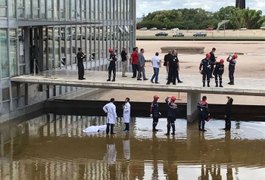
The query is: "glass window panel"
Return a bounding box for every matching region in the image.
[94,0,98,19]
[9,0,16,18]
[9,29,17,76]
[0,0,7,5]
[25,0,31,18]
[0,29,9,78]
[0,8,7,17]
[32,0,39,18]
[54,0,58,19]
[0,0,7,17]
[71,0,75,19]
[60,0,65,19]
[90,0,94,20]
[76,0,80,19]
[2,88,9,101]
[40,0,45,18]
[12,85,18,98]
[81,0,85,19]
[47,1,52,19]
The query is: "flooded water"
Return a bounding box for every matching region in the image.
[1,114,265,180]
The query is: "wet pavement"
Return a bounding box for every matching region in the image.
[1,114,265,180]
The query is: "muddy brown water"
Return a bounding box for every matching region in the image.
[1,114,265,180]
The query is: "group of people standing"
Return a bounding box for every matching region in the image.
[76,46,238,88]
[199,47,238,87]
[102,94,233,135]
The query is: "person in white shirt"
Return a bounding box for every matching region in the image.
[150,52,161,84]
[103,98,117,134]
[123,97,131,132]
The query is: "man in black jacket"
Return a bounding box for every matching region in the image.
[107,48,117,82]
[77,48,86,80]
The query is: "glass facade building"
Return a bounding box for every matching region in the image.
[0,0,136,120]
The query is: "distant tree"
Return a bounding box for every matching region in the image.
[137,7,265,30]
[242,9,265,29]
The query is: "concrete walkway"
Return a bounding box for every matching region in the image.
[11,69,265,97]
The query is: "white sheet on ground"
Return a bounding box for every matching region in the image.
[83,125,106,133]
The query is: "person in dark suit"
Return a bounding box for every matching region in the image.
[76,48,86,80]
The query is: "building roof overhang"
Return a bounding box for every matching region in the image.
[17,19,101,27]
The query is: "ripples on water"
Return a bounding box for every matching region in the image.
[0,114,265,180]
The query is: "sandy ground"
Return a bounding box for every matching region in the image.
[77,32,265,105]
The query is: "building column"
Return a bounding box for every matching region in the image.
[187,92,201,122]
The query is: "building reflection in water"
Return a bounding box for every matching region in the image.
[1,114,265,179]
[105,135,117,180]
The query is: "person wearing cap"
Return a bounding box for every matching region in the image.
[227,53,238,85]
[103,98,117,134]
[150,95,160,132]
[199,53,211,87]
[76,47,86,80]
[165,96,178,135]
[123,97,131,132]
[197,96,210,131]
[224,96,233,131]
[107,48,117,82]
[209,47,217,78]
[213,59,224,87]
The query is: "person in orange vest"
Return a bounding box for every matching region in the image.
[150,95,160,132]
[165,96,178,135]
[199,53,211,87]
[197,96,210,131]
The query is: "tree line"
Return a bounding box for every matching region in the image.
[137,6,265,30]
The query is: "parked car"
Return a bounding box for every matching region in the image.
[140,27,148,30]
[155,32,168,36]
[150,27,158,30]
[173,32,184,37]
[193,32,207,37]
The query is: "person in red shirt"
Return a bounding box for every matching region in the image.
[130,47,139,78]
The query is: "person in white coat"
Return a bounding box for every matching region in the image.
[123,97,131,132]
[103,98,117,134]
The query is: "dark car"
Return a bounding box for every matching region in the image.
[155,32,168,36]
[193,32,207,37]
[173,32,184,37]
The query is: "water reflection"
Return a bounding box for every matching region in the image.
[1,114,265,179]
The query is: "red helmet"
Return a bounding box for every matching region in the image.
[220,59,224,64]
[206,53,211,58]
[108,48,113,53]
[153,95,159,100]
[171,96,176,102]
[233,53,238,59]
